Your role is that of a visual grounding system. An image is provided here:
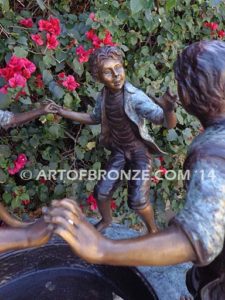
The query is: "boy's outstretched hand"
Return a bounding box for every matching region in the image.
[151,88,178,112]
[25,217,53,248]
[43,199,106,264]
[41,101,61,114]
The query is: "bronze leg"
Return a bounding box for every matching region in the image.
[136,204,158,234]
[94,200,112,232]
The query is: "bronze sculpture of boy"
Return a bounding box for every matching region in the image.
[55,46,177,232]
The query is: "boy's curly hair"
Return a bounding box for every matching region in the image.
[89,46,124,81]
[174,40,225,119]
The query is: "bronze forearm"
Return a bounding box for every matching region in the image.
[100,225,196,266]
[59,110,98,125]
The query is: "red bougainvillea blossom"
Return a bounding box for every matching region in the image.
[77,29,116,63]
[204,22,219,31]
[151,176,159,184]
[76,45,94,63]
[57,73,80,91]
[0,56,36,94]
[102,30,116,46]
[36,74,44,88]
[62,75,80,91]
[22,199,30,206]
[19,18,33,28]
[203,21,225,39]
[89,12,98,22]
[110,200,117,211]
[218,30,225,38]
[31,33,44,46]
[46,33,59,49]
[87,194,98,211]
[8,154,28,175]
[38,16,61,36]
[159,166,167,176]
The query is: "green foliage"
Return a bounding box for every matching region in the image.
[0,0,224,224]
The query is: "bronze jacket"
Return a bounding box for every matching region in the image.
[0,110,13,128]
[90,81,166,155]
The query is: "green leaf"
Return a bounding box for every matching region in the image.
[14,47,28,58]
[130,0,145,14]
[72,58,84,77]
[167,129,178,141]
[2,192,12,204]
[0,93,11,109]
[64,93,73,107]
[19,97,32,105]
[42,70,53,84]
[0,169,7,183]
[0,145,11,158]
[0,0,9,12]
[54,184,65,196]
[36,0,46,11]
[166,0,177,11]
[49,81,65,99]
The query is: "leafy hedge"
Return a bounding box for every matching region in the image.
[0,0,224,225]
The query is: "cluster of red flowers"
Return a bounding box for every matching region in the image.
[87,194,117,212]
[57,72,80,91]
[76,29,116,63]
[0,56,36,95]
[30,16,61,50]
[204,22,225,38]
[8,154,28,175]
[151,157,168,184]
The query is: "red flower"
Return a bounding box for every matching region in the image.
[76,45,93,63]
[159,166,167,176]
[159,156,164,163]
[31,33,44,46]
[58,72,66,79]
[89,12,97,22]
[102,30,116,46]
[19,18,33,28]
[218,30,225,38]
[39,177,47,184]
[0,85,8,94]
[22,199,30,206]
[17,154,28,165]
[46,33,59,49]
[204,22,219,31]
[36,74,44,88]
[38,17,61,36]
[8,153,28,175]
[110,200,117,210]
[85,29,102,48]
[87,194,98,211]
[151,176,159,184]
[0,67,14,81]
[9,74,26,88]
[62,75,80,91]
[210,22,219,31]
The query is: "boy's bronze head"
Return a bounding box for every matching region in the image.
[89,46,125,92]
[174,40,225,122]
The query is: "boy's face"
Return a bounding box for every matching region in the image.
[98,58,125,92]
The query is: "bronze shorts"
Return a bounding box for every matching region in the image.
[93,147,152,210]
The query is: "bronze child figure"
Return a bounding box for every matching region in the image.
[56,46,176,232]
[47,41,225,300]
[0,102,57,252]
